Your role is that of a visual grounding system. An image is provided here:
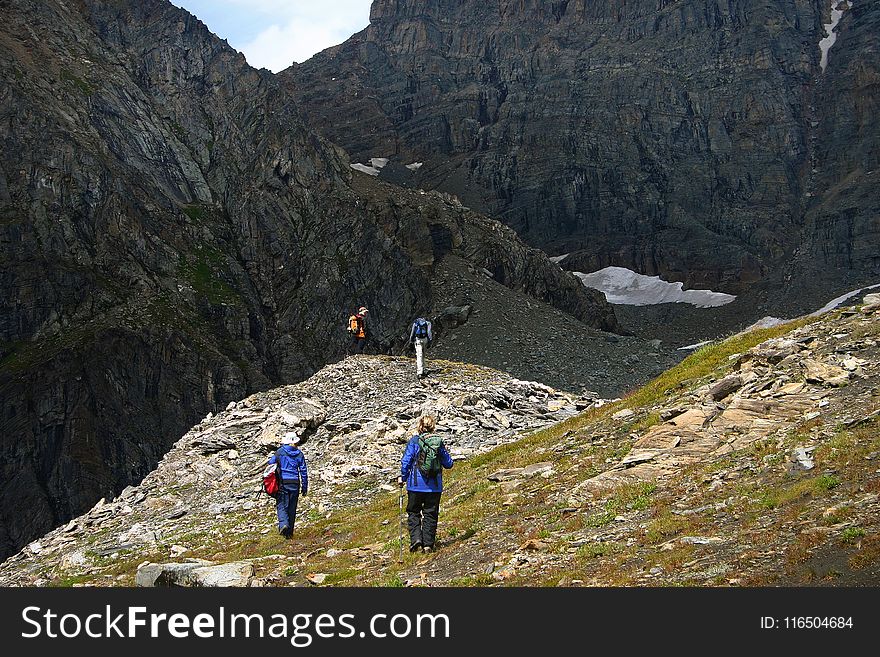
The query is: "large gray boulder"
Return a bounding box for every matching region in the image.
[136,560,255,587]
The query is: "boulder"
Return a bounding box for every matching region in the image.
[802,360,850,387]
[707,375,743,401]
[136,560,254,587]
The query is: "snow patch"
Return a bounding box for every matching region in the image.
[350,163,380,176]
[549,253,569,264]
[574,266,736,308]
[743,316,787,332]
[810,282,880,316]
[405,162,423,171]
[678,340,713,352]
[818,1,852,73]
[369,157,389,169]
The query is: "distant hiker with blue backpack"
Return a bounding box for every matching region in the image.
[407,316,433,379]
[266,432,309,539]
[397,415,453,553]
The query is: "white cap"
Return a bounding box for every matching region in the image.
[281,431,300,445]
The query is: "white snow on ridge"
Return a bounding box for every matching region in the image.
[574,266,736,308]
[743,316,787,332]
[369,157,389,169]
[678,340,713,352]
[810,282,880,316]
[549,253,570,264]
[819,1,852,73]
[350,163,380,176]
[406,162,423,171]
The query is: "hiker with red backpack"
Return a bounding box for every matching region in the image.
[347,306,369,354]
[397,415,453,553]
[267,432,309,538]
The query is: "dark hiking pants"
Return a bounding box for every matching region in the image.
[276,481,300,535]
[406,491,442,549]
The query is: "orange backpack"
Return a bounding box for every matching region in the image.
[348,315,360,334]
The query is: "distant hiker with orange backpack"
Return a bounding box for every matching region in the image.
[347,306,369,354]
[397,415,453,553]
[407,316,433,379]
[266,432,308,538]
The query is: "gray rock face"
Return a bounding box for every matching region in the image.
[0,0,616,560]
[286,0,879,296]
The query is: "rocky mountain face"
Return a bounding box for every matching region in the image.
[0,0,619,560]
[285,0,880,298]
[3,299,878,587]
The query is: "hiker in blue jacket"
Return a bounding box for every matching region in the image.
[397,415,453,553]
[407,317,433,379]
[268,432,309,538]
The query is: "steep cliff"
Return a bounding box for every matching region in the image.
[0,0,618,560]
[285,0,879,297]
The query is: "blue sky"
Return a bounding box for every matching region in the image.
[171,0,373,72]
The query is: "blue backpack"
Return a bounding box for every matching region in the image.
[413,318,429,338]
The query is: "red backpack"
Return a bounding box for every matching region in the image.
[261,449,283,497]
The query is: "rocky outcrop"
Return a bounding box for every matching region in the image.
[0,0,617,560]
[285,0,880,297]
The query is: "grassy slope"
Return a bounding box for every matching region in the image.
[44,313,880,586]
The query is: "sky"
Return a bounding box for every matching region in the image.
[171,0,373,72]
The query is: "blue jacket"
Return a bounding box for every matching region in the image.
[400,434,453,493]
[268,445,308,494]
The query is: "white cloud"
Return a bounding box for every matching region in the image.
[173,0,371,72]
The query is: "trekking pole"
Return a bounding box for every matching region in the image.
[398,488,404,564]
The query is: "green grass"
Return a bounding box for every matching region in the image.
[448,575,495,587]
[840,527,866,543]
[48,574,96,588]
[756,474,842,510]
[182,204,208,222]
[177,250,239,305]
[630,412,662,433]
[377,574,405,587]
[576,542,622,559]
[60,69,93,94]
[645,509,693,544]
[323,568,359,586]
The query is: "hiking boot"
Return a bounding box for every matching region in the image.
[422,546,434,554]
[279,525,292,538]
[409,542,422,553]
